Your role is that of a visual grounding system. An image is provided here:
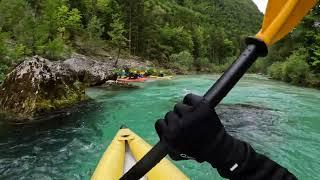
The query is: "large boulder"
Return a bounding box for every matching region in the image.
[0,53,156,122]
[64,54,154,86]
[0,56,86,121]
[64,54,115,86]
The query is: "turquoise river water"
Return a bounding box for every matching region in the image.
[0,75,319,179]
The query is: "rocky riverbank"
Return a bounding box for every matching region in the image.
[0,54,153,122]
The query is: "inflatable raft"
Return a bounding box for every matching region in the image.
[91,127,188,180]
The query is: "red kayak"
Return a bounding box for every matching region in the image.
[117,77,148,82]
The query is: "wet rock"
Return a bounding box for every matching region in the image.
[99,80,140,90]
[0,56,87,122]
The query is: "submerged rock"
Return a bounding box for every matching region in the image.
[0,56,86,121]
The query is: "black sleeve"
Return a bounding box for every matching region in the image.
[206,133,298,180]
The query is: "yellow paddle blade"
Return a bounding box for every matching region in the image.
[256,0,318,46]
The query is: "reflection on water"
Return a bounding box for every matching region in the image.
[0,75,320,180]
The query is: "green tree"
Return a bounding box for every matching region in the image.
[118,0,144,55]
[0,0,31,32]
[0,0,264,76]
[0,31,9,60]
[207,28,234,64]
[86,16,105,40]
[108,14,127,67]
[169,50,194,73]
[282,49,309,84]
[56,5,82,39]
[0,0,35,57]
[159,25,194,55]
[45,37,69,60]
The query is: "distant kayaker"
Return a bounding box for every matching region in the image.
[124,66,130,77]
[159,70,164,77]
[155,94,297,180]
[120,69,126,78]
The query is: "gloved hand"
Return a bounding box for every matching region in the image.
[155,93,298,180]
[155,94,246,169]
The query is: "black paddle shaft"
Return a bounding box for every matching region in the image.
[120,37,268,180]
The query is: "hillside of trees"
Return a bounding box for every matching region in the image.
[0,0,263,80]
[253,3,320,88]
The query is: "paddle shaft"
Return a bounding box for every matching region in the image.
[120,38,268,180]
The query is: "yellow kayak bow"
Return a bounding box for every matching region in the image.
[91,128,188,180]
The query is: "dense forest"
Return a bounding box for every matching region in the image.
[1,0,319,88]
[0,0,262,80]
[253,4,320,88]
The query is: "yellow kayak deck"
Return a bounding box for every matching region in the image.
[91,128,188,180]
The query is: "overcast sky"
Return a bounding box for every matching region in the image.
[252,0,268,13]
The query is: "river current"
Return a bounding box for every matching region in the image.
[0,75,319,179]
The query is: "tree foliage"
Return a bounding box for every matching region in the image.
[0,0,263,81]
[86,16,105,40]
[108,11,127,66]
[108,15,127,49]
[169,50,194,73]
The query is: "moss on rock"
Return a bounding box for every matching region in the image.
[0,56,87,121]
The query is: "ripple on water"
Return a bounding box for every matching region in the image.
[0,75,320,179]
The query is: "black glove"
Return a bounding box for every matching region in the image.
[155,93,236,165]
[155,93,298,180]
